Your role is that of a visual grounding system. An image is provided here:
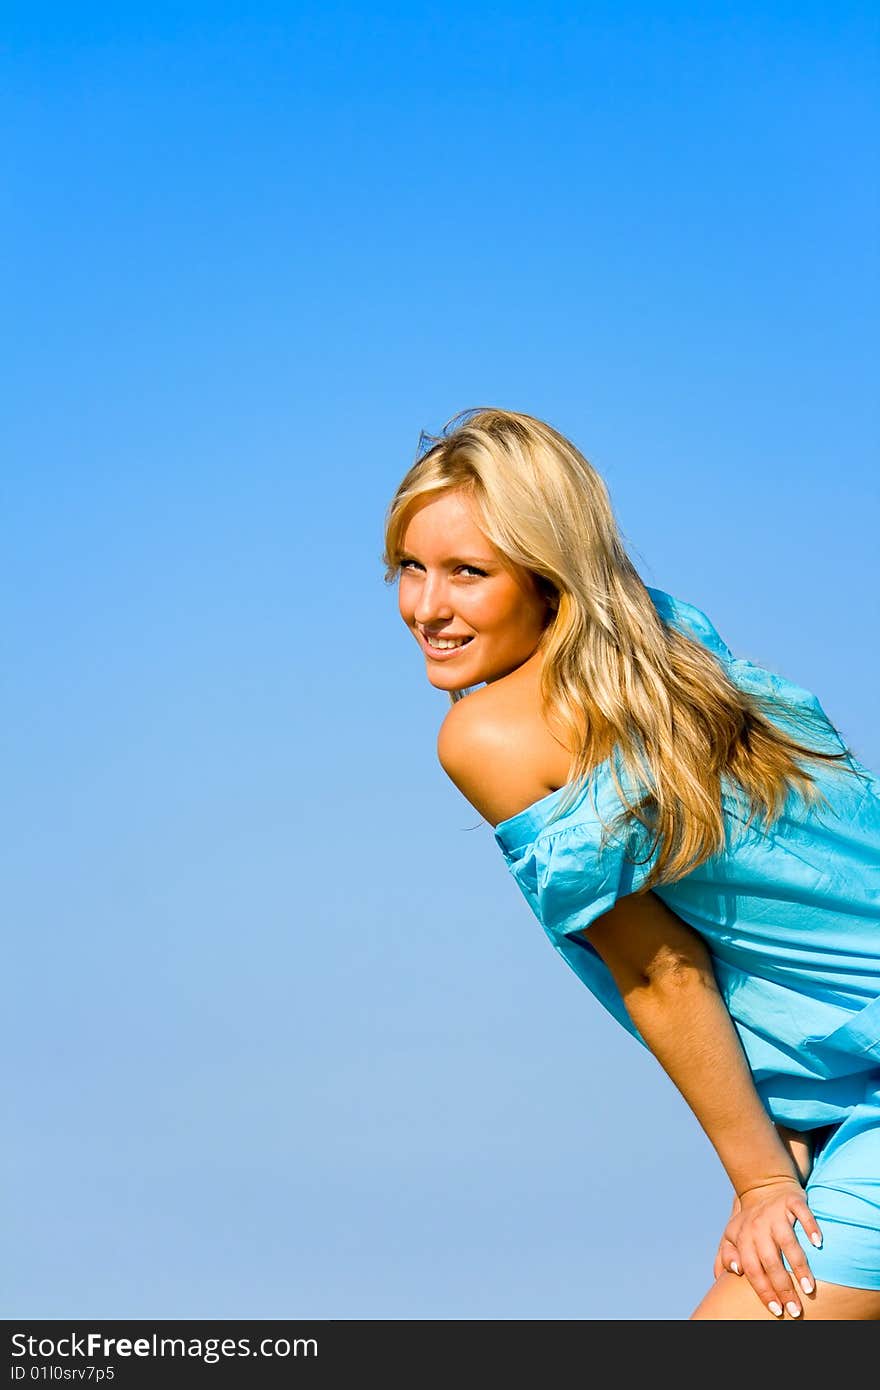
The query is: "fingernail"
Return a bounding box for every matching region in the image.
[786,1302,801,1318]
[768,1301,783,1317]
[800,1277,814,1294]
[810,1232,823,1248]
[730,1261,741,1275]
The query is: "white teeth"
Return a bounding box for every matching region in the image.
[425,635,470,649]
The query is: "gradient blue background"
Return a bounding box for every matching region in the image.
[4,2,878,1320]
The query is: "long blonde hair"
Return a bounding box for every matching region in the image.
[382,406,862,889]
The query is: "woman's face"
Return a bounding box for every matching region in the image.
[397,488,553,692]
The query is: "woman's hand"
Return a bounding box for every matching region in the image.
[716,1177,823,1317]
[714,1126,819,1311]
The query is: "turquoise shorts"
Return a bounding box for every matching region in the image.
[794,1076,880,1290]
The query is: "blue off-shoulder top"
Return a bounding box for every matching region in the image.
[493,588,880,1129]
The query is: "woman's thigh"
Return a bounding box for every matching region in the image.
[690,1271,880,1320]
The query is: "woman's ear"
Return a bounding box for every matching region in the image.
[543,585,560,616]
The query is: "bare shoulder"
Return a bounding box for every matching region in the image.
[436,678,572,828]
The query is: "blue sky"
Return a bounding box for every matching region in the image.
[3,2,878,1320]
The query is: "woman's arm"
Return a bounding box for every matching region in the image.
[775,1124,814,1186]
[583,891,822,1316]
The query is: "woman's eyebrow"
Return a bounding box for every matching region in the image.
[400,551,493,565]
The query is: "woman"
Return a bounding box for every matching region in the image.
[382,406,880,1320]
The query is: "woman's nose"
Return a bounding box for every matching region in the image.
[413,574,453,624]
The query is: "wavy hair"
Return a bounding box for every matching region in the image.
[382,406,863,889]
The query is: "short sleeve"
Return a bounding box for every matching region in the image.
[531,808,661,944]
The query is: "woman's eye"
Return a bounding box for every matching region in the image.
[399,560,486,577]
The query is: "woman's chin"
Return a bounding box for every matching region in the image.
[426,666,473,689]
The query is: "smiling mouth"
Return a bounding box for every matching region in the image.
[420,632,475,652]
